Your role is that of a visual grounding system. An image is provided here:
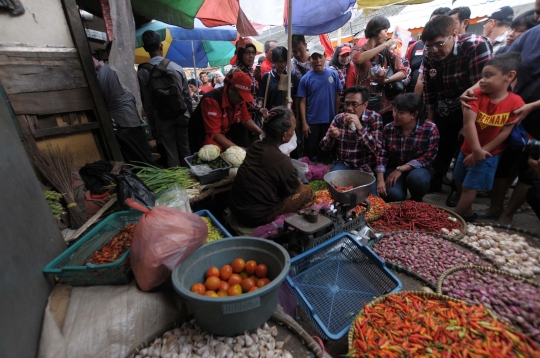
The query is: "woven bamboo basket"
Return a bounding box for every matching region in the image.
[367,231,496,288]
[368,202,467,240]
[346,291,465,353]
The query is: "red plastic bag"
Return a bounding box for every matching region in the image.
[127,199,208,291]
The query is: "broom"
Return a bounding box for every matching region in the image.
[26,143,86,229]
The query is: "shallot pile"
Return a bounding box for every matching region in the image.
[460,224,540,278]
[135,320,298,358]
[372,232,489,284]
[442,268,540,345]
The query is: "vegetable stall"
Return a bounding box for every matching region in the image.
[35,141,540,357]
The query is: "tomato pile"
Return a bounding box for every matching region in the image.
[191,258,271,298]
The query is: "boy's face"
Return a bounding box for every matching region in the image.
[310,53,325,72]
[479,65,513,94]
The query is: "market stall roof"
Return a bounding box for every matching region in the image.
[386,0,536,31]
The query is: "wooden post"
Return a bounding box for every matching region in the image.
[61,0,123,161]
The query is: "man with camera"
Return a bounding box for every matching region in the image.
[420,15,492,193]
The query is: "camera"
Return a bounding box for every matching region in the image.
[523,139,540,160]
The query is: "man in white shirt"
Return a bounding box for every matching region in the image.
[480,6,514,54]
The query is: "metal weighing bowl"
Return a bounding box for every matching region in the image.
[324,170,375,207]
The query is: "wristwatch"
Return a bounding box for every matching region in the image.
[396,166,403,172]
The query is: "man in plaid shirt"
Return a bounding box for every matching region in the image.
[320,86,382,183]
[421,15,492,193]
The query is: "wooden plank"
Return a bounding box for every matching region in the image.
[0,64,87,94]
[9,88,95,115]
[33,122,100,138]
[61,0,123,162]
[66,197,117,242]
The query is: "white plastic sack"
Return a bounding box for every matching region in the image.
[279,132,297,156]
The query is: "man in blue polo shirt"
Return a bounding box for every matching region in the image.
[297,44,342,161]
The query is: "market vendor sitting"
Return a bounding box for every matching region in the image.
[188,71,264,153]
[229,107,315,227]
[320,86,383,175]
[376,93,440,202]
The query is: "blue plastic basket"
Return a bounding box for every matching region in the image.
[285,232,402,340]
[43,209,230,286]
[43,210,142,286]
[194,209,231,241]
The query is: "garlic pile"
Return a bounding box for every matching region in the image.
[440,226,462,238]
[460,224,540,278]
[135,320,298,358]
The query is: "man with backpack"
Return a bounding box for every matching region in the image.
[138,30,193,168]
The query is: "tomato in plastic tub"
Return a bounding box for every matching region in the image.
[172,237,290,336]
[127,199,208,291]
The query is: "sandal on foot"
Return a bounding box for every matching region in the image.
[475,209,498,220]
[494,221,512,228]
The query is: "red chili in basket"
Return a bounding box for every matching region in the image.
[370,201,461,234]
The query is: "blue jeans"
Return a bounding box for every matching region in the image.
[383,167,433,202]
[331,162,378,195]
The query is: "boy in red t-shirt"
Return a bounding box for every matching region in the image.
[453,52,525,220]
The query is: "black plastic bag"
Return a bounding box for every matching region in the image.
[106,168,156,210]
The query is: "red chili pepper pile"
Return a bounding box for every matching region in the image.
[350,292,540,358]
[332,183,354,192]
[85,224,136,265]
[370,200,461,233]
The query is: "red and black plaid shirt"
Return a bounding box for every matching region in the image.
[320,110,383,173]
[421,34,492,112]
[376,119,440,173]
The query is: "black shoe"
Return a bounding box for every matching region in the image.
[446,191,460,207]
[462,212,478,222]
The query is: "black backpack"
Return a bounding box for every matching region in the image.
[139,59,187,119]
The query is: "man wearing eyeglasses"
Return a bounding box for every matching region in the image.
[320,86,382,183]
[421,15,492,192]
[479,6,514,54]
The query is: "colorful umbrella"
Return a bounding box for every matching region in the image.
[135,20,238,68]
[131,0,258,36]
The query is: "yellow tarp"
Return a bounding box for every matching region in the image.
[356,0,433,14]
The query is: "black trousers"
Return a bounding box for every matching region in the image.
[432,109,463,184]
[155,115,190,167]
[304,123,330,162]
[115,127,155,165]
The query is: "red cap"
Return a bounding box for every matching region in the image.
[339,46,351,55]
[229,72,254,103]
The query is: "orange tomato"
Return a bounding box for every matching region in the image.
[217,290,228,297]
[227,284,242,296]
[255,264,268,278]
[205,276,221,291]
[191,283,206,295]
[204,290,219,297]
[257,278,270,288]
[245,260,257,275]
[239,271,249,279]
[205,266,220,278]
[220,265,233,281]
[248,286,259,292]
[240,278,256,293]
[315,198,323,204]
[228,273,242,285]
[250,275,259,284]
[231,258,246,273]
[219,280,230,292]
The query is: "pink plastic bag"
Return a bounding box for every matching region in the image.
[127,199,208,291]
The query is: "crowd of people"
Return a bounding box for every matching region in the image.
[95,0,540,227]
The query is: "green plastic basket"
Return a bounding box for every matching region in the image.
[43,210,142,286]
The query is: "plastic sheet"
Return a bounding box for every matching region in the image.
[155,184,191,213]
[127,199,207,291]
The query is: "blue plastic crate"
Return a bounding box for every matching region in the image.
[43,210,142,286]
[285,232,402,340]
[194,209,232,241]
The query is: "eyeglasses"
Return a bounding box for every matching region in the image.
[424,35,452,52]
[344,101,367,108]
[244,51,256,56]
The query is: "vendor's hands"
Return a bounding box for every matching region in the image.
[328,125,340,139]
[385,170,402,188]
[377,180,387,197]
[344,113,362,130]
[528,156,540,177]
[513,103,534,125]
[460,88,477,109]
[303,122,310,138]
